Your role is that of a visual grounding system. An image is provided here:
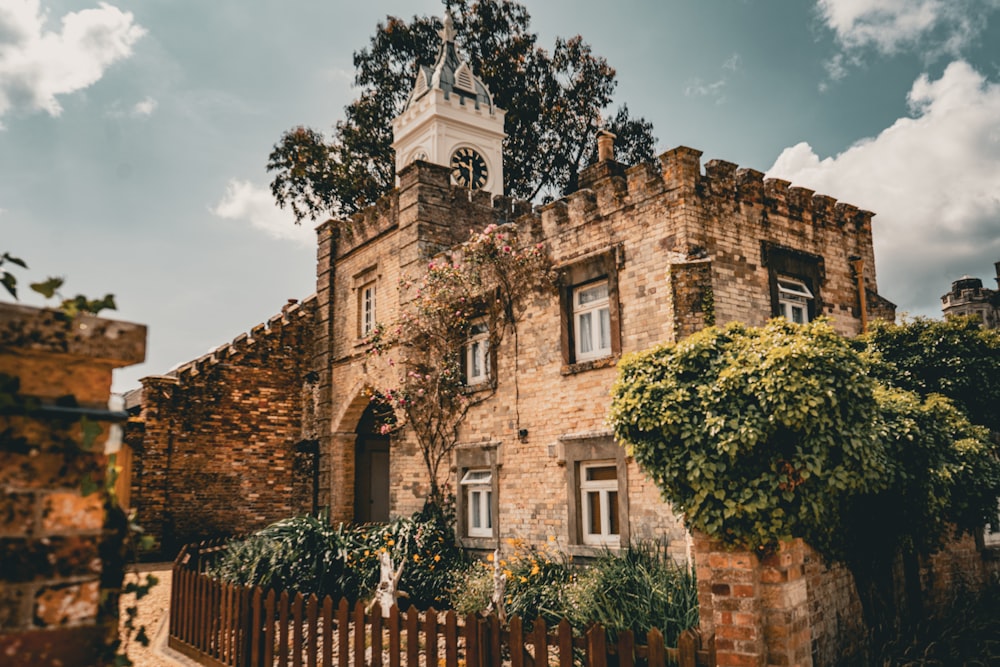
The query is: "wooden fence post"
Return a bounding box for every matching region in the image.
[586,625,607,667]
[464,613,481,667]
[646,628,665,667]
[678,628,697,667]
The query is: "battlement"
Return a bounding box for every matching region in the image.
[541,144,874,234]
[156,295,318,385]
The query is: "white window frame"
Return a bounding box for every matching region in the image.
[465,320,490,385]
[580,461,620,546]
[573,280,612,362]
[461,469,493,538]
[360,281,377,336]
[777,277,813,324]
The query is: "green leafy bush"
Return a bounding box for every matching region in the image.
[849,387,1000,558]
[610,319,888,556]
[861,316,1000,432]
[209,514,355,597]
[209,509,464,608]
[564,542,698,645]
[346,509,465,609]
[450,539,699,642]
[450,539,571,623]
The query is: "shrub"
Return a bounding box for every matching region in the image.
[208,513,354,597]
[449,539,700,642]
[563,542,698,645]
[450,539,572,623]
[347,510,465,609]
[209,509,465,608]
[610,319,888,556]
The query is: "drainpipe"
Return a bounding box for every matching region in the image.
[851,257,868,333]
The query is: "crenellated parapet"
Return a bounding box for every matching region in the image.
[522,145,878,239]
[161,295,318,385]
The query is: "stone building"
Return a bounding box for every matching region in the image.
[940,261,1000,328]
[127,19,896,559]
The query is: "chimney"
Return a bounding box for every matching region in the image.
[596,129,617,162]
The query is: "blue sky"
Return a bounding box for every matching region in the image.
[2,0,999,391]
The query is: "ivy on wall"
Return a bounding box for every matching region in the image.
[364,223,553,506]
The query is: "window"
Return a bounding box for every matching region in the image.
[465,320,490,385]
[455,443,499,546]
[559,247,622,369]
[360,282,377,337]
[777,277,813,324]
[580,461,620,546]
[574,281,612,361]
[762,242,824,323]
[559,433,629,551]
[461,469,493,538]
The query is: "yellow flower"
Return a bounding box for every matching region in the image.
[364,550,370,557]
[387,538,395,546]
[520,576,527,583]
[503,569,512,578]
[413,553,420,562]
[487,553,495,562]
[434,554,441,562]
[530,564,540,576]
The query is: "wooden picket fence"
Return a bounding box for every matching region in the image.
[169,542,715,667]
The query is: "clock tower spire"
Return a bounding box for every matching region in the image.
[391,13,506,196]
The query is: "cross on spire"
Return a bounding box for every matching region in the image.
[439,13,457,43]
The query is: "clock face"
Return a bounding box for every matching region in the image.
[450,147,489,190]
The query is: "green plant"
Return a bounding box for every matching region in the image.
[610,319,888,556]
[366,224,551,508]
[861,315,1000,433]
[449,538,572,624]
[210,513,355,597]
[563,542,698,645]
[1,251,116,316]
[211,509,466,608]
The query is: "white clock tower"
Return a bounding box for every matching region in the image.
[391,15,506,196]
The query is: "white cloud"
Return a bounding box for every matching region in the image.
[816,0,996,54]
[0,1,145,123]
[768,60,1000,316]
[105,95,156,119]
[131,95,155,116]
[212,179,315,246]
[684,54,741,104]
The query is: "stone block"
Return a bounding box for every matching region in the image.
[0,492,35,537]
[40,492,104,533]
[33,580,100,626]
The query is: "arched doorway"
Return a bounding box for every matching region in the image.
[354,403,390,523]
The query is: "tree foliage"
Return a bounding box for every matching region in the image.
[860,316,1000,433]
[610,318,1000,560]
[268,0,656,222]
[1,252,116,317]
[365,223,552,505]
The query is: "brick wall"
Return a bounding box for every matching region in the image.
[694,528,999,667]
[317,146,894,561]
[0,303,146,666]
[127,298,317,556]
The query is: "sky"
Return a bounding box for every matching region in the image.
[2,0,999,392]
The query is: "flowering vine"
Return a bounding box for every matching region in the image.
[364,223,553,507]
